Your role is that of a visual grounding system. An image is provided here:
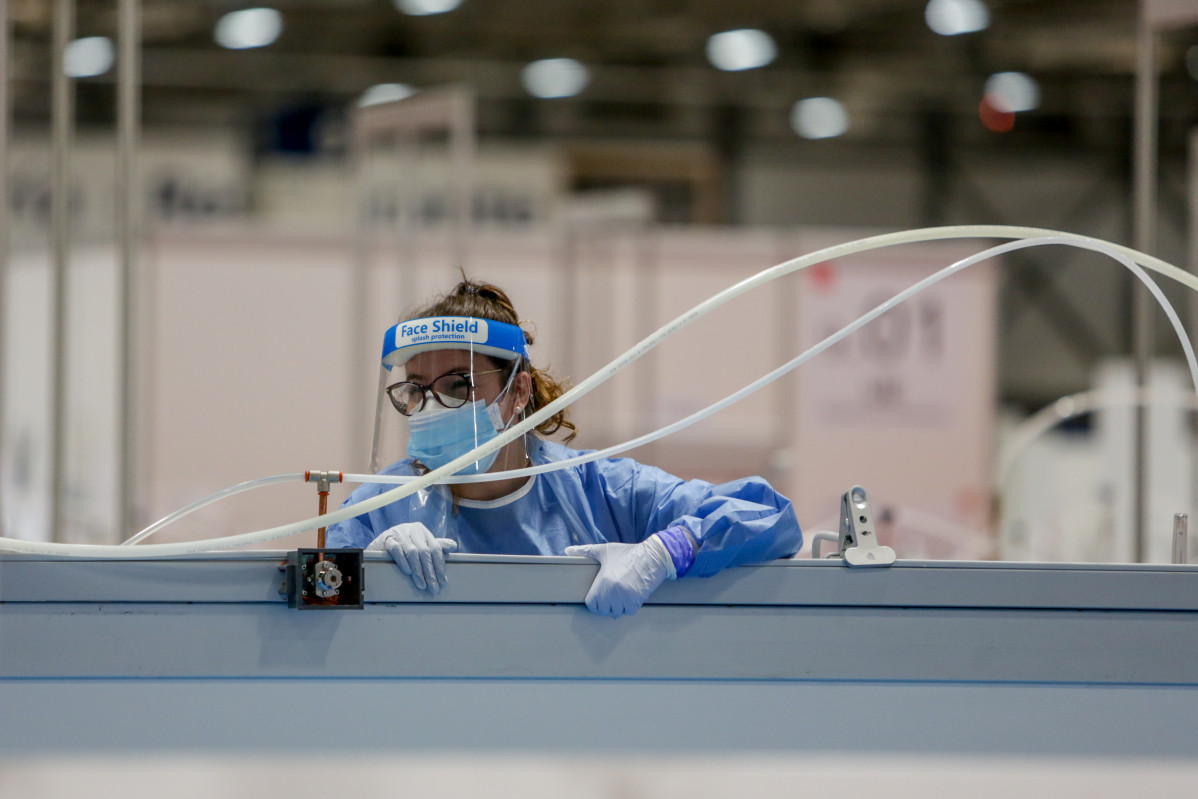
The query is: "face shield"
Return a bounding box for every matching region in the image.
[368,316,529,473]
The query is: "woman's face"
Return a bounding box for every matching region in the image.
[403,349,530,419]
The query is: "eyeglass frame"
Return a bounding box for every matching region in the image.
[385,368,505,416]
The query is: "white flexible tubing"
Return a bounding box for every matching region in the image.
[3,225,1194,556]
[120,234,1072,542]
[88,236,1198,544]
[119,473,306,546]
[343,234,1198,485]
[124,236,1047,541]
[117,232,1198,547]
[996,387,1198,486]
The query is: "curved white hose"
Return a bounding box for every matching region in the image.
[3,225,1195,556]
[343,235,1198,487]
[112,237,1111,542]
[131,236,1062,541]
[996,387,1198,486]
[120,473,305,546]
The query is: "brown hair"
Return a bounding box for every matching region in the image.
[405,278,577,442]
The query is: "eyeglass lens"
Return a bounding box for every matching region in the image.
[389,373,473,415]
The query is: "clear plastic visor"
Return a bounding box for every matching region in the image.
[368,349,516,473]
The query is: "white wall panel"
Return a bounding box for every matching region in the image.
[4,223,996,549]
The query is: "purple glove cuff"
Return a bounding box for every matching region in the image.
[656,526,695,578]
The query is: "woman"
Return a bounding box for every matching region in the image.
[326,279,802,616]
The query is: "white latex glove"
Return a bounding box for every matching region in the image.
[367,522,459,595]
[564,535,674,617]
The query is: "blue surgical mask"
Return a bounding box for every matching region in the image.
[405,357,522,474]
[406,398,508,474]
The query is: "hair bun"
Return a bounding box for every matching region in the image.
[404,278,575,442]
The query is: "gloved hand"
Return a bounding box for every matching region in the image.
[367,522,459,595]
[564,535,674,617]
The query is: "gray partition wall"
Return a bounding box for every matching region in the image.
[2,554,1198,757]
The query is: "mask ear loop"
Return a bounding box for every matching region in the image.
[468,339,484,467]
[484,355,526,474]
[518,374,530,467]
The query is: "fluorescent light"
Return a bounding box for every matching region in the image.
[215,8,283,50]
[64,36,113,78]
[358,83,416,107]
[984,72,1039,112]
[791,97,849,139]
[394,0,462,15]
[925,0,990,36]
[706,29,777,72]
[522,58,589,99]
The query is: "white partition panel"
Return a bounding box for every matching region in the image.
[1,246,119,544]
[789,233,998,558]
[642,230,787,472]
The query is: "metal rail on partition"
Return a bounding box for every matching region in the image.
[4,555,1198,757]
[3,555,1198,687]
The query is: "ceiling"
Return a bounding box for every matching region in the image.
[5,0,1198,153]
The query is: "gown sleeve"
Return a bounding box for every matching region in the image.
[324,507,376,549]
[324,460,425,549]
[592,457,803,577]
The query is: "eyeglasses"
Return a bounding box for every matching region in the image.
[386,369,503,416]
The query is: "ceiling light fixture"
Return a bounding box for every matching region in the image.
[925,0,990,37]
[791,97,849,139]
[984,72,1039,113]
[358,83,416,107]
[394,0,462,16]
[64,36,114,78]
[522,58,589,99]
[706,29,777,71]
[215,8,283,50]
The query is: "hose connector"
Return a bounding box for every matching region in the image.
[304,470,344,493]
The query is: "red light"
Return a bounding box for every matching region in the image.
[979,94,1015,132]
[809,262,837,293]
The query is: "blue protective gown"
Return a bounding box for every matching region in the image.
[326,436,802,577]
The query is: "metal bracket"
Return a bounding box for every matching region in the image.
[839,485,895,566]
[283,548,365,609]
[811,486,896,566]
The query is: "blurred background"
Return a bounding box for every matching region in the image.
[3,0,1198,563]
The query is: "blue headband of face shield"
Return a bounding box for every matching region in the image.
[381,316,529,368]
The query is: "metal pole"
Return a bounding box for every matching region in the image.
[350,110,374,471]
[1173,513,1188,564]
[450,87,474,270]
[1190,131,1198,549]
[0,0,11,530]
[115,0,141,541]
[1132,6,1157,563]
[49,0,74,541]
